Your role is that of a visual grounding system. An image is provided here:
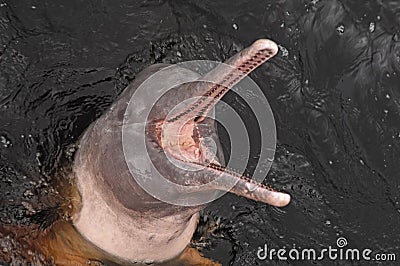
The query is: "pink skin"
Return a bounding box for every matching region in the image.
[153,39,291,207]
[73,39,291,264]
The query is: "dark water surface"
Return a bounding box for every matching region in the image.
[1,0,399,265]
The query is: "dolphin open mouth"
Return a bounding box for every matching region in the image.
[151,39,291,207]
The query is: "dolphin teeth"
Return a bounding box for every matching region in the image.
[245,182,259,192]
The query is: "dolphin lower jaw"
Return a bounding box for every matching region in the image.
[168,160,291,207]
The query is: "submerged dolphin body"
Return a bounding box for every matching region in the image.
[73,39,290,263]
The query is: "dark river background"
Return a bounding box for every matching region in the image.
[0,0,399,265]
